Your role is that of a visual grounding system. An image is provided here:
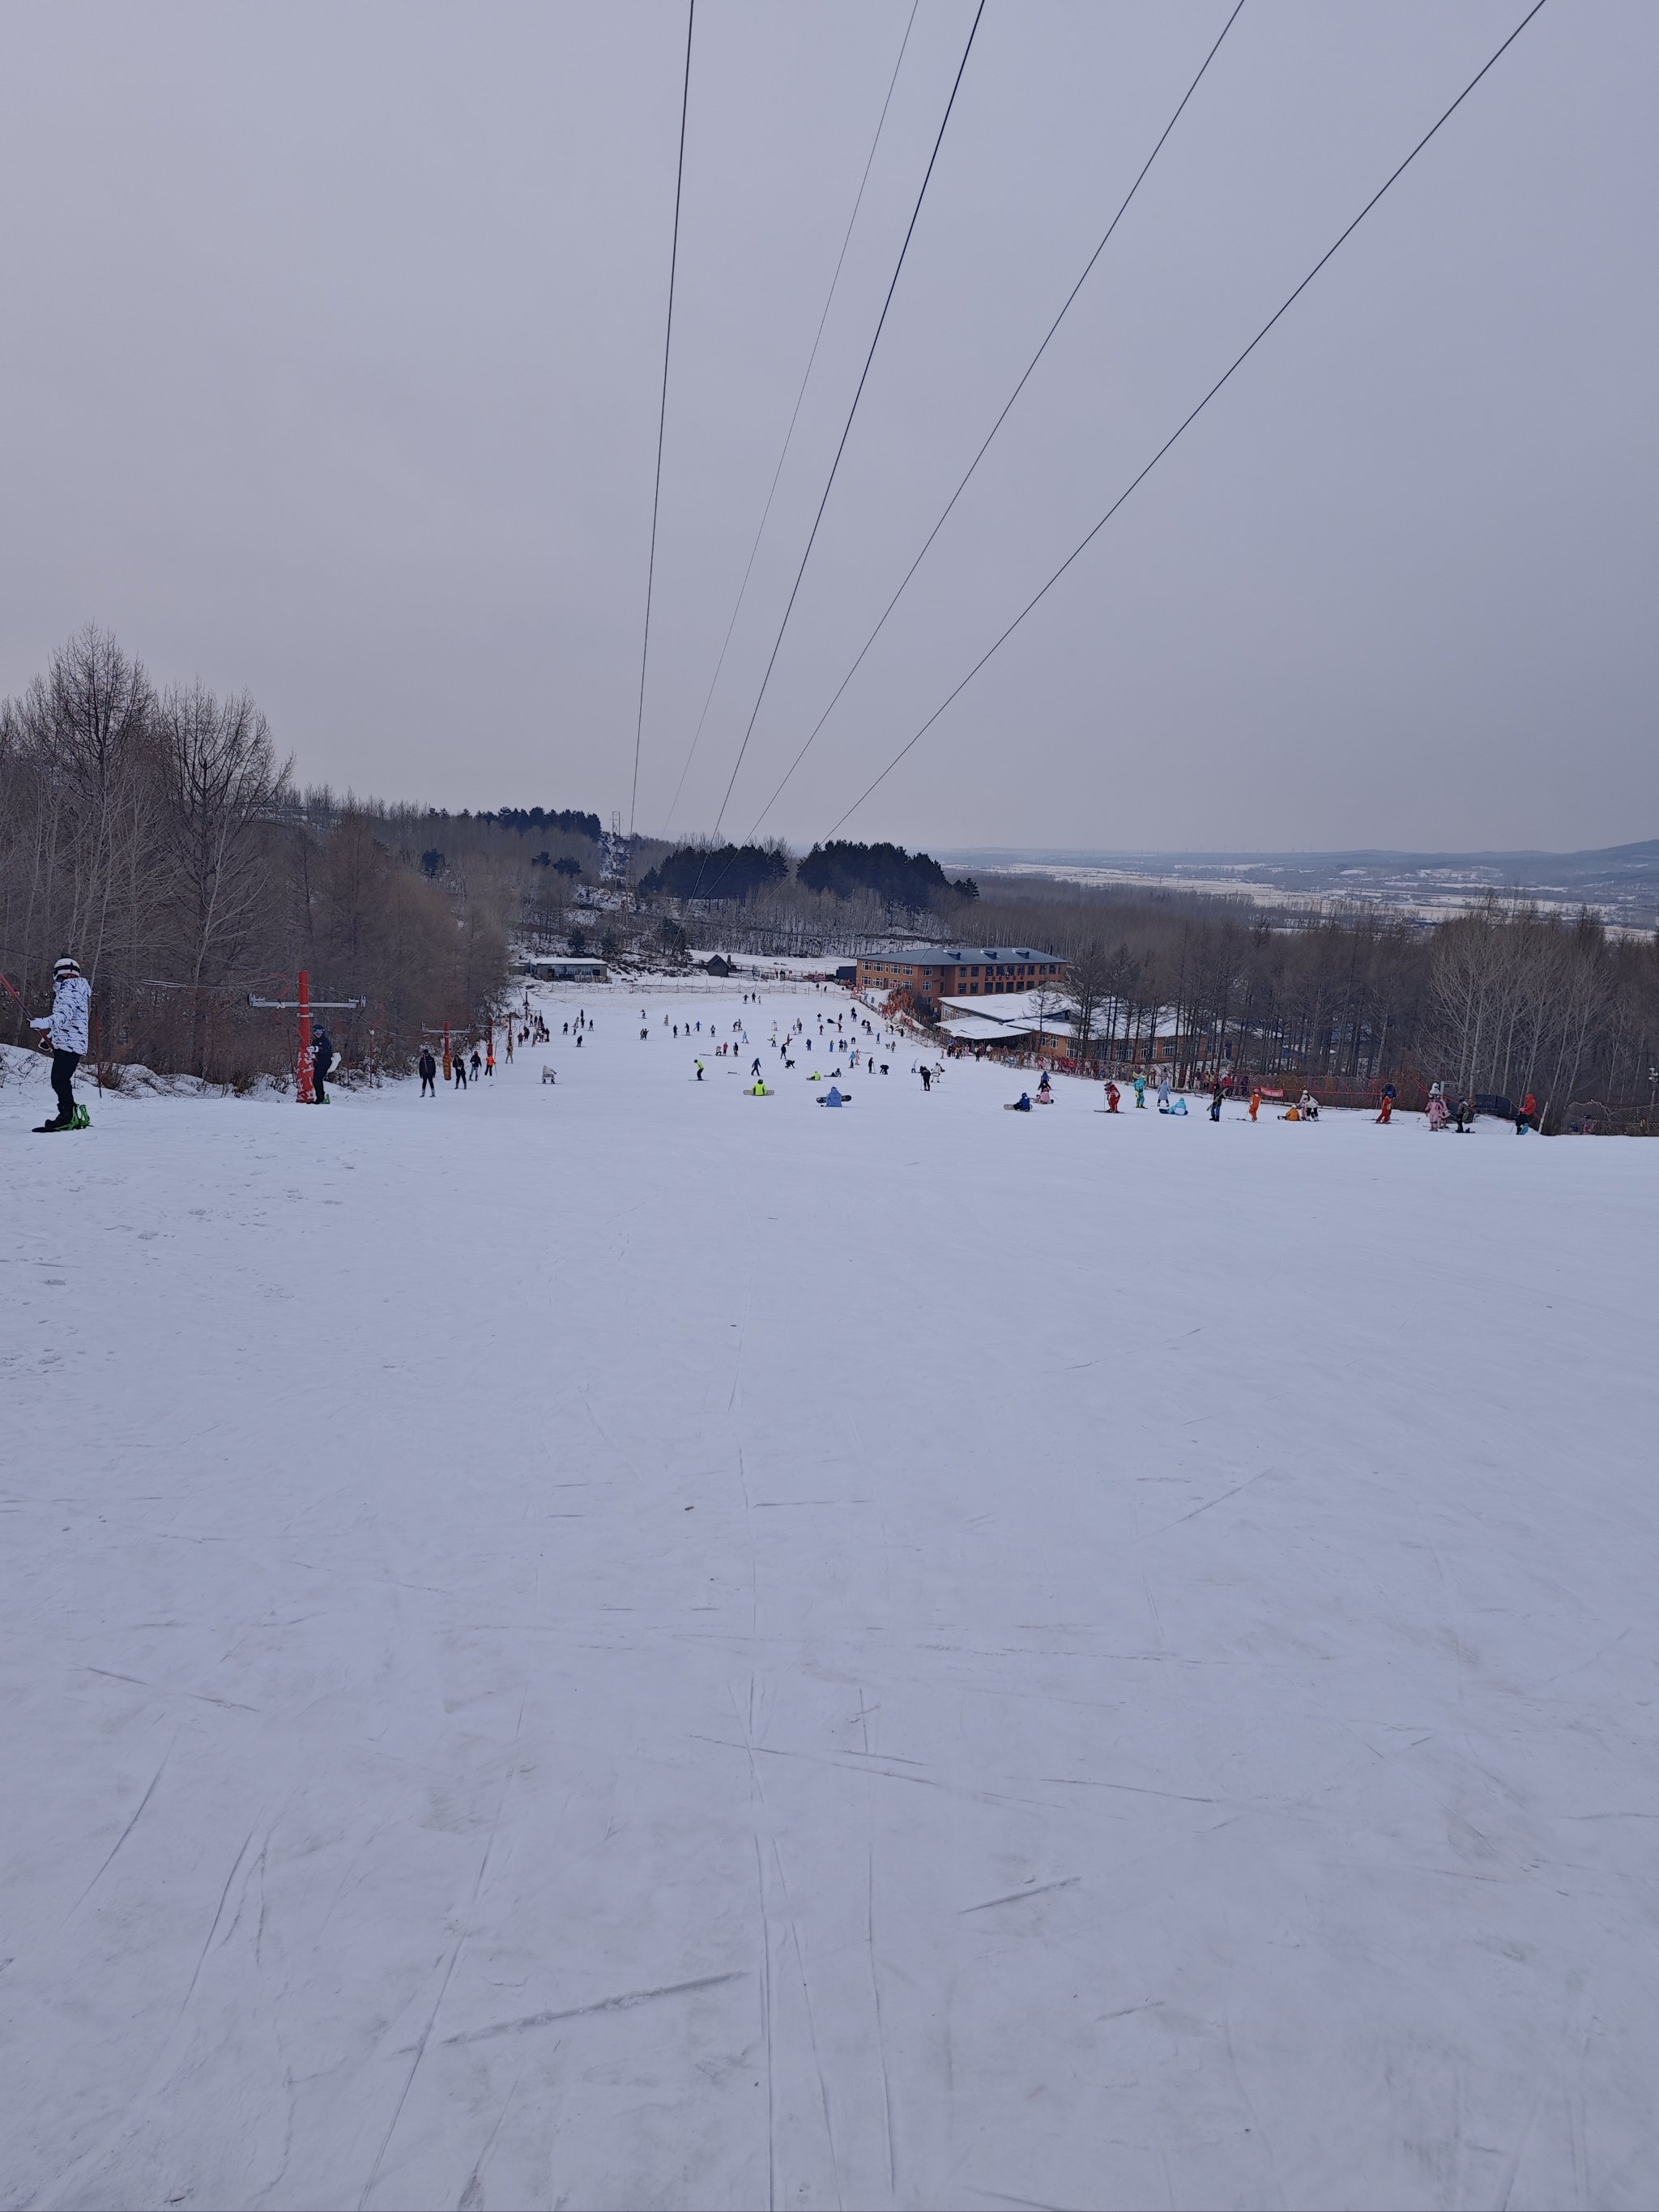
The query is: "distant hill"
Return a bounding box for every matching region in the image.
[938,841,1659,928]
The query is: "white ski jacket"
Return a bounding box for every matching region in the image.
[31,973,90,1055]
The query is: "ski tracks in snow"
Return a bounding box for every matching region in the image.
[359,1694,526,2210]
[63,1733,176,1920]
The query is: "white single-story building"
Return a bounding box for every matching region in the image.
[518,957,611,982]
[938,991,1185,1060]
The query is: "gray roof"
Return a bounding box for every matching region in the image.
[863,946,1059,969]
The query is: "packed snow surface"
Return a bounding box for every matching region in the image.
[3,991,1657,2211]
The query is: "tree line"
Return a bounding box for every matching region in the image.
[973,878,1657,1123]
[635,837,977,912]
[0,629,509,1085]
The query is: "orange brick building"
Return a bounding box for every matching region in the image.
[856,946,1064,1003]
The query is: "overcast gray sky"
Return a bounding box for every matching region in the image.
[2,2,1653,853]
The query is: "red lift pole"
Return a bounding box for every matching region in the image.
[247,974,365,1102]
[296,970,313,1102]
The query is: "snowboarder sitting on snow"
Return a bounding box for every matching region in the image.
[1009,1092,1033,1111]
[311,1024,335,1104]
[419,1047,437,1097]
[29,955,92,1132]
[1299,1090,1318,1120]
[817,1085,848,1107]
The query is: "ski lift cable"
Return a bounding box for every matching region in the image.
[659,0,922,840]
[628,0,697,850]
[821,0,1550,842]
[693,0,987,886]
[742,0,1248,844]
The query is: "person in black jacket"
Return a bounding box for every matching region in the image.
[311,1025,335,1104]
[418,1048,437,1097]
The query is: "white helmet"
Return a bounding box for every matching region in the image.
[53,957,81,978]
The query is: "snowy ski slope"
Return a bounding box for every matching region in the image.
[4,987,1657,2210]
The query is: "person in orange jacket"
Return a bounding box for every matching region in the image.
[1248,1089,1261,1122]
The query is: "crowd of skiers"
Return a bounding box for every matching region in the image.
[15,962,1547,1141]
[1422,1081,1537,1134]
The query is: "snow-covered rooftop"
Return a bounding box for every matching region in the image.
[941,1013,1040,1041]
[939,991,1064,1027]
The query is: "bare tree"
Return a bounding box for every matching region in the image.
[160,682,290,1070]
[1064,941,1113,1069]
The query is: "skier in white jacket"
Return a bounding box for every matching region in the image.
[29,957,92,1132]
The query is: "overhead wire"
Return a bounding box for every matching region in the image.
[743,0,1248,842]
[659,0,922,837]
[627,0,696,850]
[821,0,1550,841]
[694,0,987,884]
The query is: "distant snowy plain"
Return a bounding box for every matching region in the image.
[3,987,1657,2211]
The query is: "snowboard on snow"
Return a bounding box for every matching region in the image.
[33,1106,91,1133]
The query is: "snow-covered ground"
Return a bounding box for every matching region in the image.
[4,990,1657,2211]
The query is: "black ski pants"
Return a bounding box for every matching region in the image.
[51,1048,79,1122]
